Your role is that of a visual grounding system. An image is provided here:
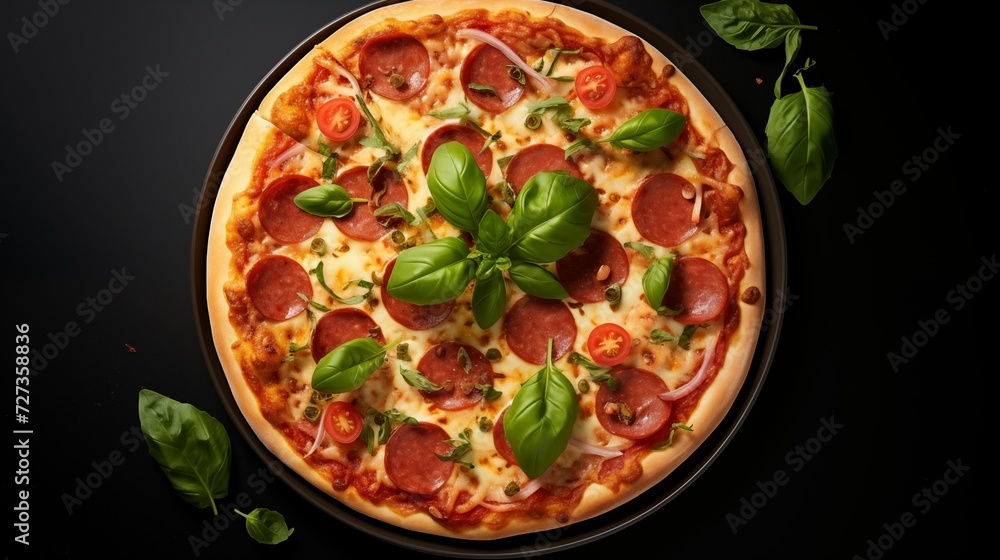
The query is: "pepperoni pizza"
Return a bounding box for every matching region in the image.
[205,0,766,540]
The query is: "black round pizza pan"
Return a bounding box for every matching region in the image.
[191,0,787,556]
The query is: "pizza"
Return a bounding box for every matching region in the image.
[205,0,765,540]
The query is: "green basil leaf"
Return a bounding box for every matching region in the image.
[312,261,369,305]
[235,508,294,545]
[311,337,392,393]
[293,184,356,218]
[355,94,399,155]
[503,339,579,479]
[426,141,489,234]
[623,241,656,260]
[400,366,442,391]
[398,142,419,172]
[775,28,802,98]
[527,96,571,116]
[765,61,837,205]
[468,83,499,97]
[642,255,674,313]
[476,209,512,256]
[472,271,507,329]
[138,389,231,515]
[386,236,475,304]
[508,262,569,300]
[599,108,687,152]
[429,103,471,120]
[700,0,817,51]
[507,171,598,263]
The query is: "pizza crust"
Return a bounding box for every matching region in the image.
[206,0,767,541]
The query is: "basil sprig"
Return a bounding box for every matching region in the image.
[293,184,366,218]
[138,389,231,515]
[765,60,837,205]
[360,407,417,456]
[699,0,817,97]
[701,1,835,204]
[503,339,579,478]
[565,108,686,157]
[311,336,401,393]
[235,508,294,545]
[386,142,598,329]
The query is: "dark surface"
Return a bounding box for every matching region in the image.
[4,1,988,558]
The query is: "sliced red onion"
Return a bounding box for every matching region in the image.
[567,438,624,458]
[303,404,332,458]
[455,28,555,93]
[660,334,718,402]
[269,143,305,168]
[314,56,363,98]
[692,182,704,224]
[486,471,548,504]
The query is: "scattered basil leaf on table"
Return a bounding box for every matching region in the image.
[699,0,835,203]
[235,508,295,545]
[503,340,579,479]
[138,389,231,515]
[765,60,838,205]
[699,0,816,50]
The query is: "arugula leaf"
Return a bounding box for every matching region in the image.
[138,389,231,515]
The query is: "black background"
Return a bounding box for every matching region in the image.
[4,0,990,558]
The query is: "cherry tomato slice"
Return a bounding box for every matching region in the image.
[323,401,363,444]
[587,323,632,366]
[575,66,617,110]
[316,97,361,142]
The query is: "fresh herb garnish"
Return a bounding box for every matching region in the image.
[503,339,579,478]
[311,336,402,393]
[386,142,598,328]
[293,184,366,218]
[235,508,294,545]
[360,407,417,455]
[700,0,835,204]
[435,428,476,469]
[399,366,442,391]
[565,108,686,158]
[138,389,231,515]
[652,423,694,450]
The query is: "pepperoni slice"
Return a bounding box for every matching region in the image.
[632,173,699,248]
[556,229,629,303]
[662,257,729,325]
[416,342,494,410]
[461,43,525,113]
[258,175,324,245]
[421,124,493,178]
[311,308,384,363]
[384,422,454,495]
[246,255,311,322]
[358,33,429,100]
[503,296,576,365]
[596,368,672,440]
[492,408,518,466]
[505,144,583,194]
[332,166,409,242]
[380,259,456,330]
